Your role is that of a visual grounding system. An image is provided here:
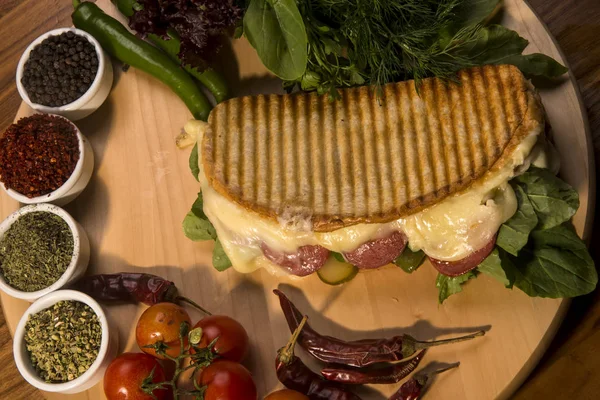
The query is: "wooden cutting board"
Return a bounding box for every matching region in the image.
[0,0,594,399]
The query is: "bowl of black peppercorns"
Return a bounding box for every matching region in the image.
[16,28,113,121]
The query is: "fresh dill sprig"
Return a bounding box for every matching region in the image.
[288,0,481,94]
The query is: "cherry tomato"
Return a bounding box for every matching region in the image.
[197,360,257,400]
[136,302,191,359]
[104,352,168,400]
[264,389,309,400]
[192,315,249,362]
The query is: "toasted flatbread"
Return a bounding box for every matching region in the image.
[202,65,544,232]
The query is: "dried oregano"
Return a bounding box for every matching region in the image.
[0,211,74,292]
[24,300,101,382]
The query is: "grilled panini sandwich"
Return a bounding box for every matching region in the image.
[194,64,552,278]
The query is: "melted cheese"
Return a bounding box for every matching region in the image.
[188,119,544,273]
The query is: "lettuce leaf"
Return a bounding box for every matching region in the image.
[244,0,308,80]
[213,238,232,271]
[394,249,426,274]
[497,184,538,256]
[512,167,579,230]
[189,143,200,182]
[478,248,517,288]
[183,192,232,271]
[511,224,597,298]
[498,53,569,79]
[436,271,478,303]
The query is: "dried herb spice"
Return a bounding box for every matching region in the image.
[0,211,74,292]
[24,300,102,382]
[0,114,80,197]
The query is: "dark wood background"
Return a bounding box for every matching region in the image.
[0,0,599,398]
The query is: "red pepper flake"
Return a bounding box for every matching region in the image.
[0,114,80,198]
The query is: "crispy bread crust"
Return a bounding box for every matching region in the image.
[203,65,544,232]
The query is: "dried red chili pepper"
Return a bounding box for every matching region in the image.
[388,363,460,400]
[276,316,362,400]
[321,350,426,385]
[274,289,484,367]
[71,273,211,315]
[0,114,79,197]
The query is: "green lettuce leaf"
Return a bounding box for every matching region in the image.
[450,24,567,80]
[182,212,216,241]
[213,238,232,271]
[183,192,216,241]
[497,184,538,256]
[458,24,529,65]
[511,224,597,298]
[244,0,308,80]
[478,248,517,288]
[512,167,579,230]
[394,249,426,274]
[436,271,478,304]
[500,53,569,79]
[189,143,200,182]
[458,0,501,26]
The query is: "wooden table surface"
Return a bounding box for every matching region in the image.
[0,1,599,399]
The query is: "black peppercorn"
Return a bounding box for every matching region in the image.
[21,32,99,107]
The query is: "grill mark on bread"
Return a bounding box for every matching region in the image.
[211,99,221,184]
[463,69,486,173]
[348,88,367,215]
[322,96,333,214]
[336,89,352,216]
[379,87,395,214]
[479,68,498,159]
[472,68,492,168]
[390,83,406,210]
[456,72,475,180]
[367,89,384,214]
[204,65,542,232]
[499,67,518,144]
[267,97,280,206]
[407,81,429,206]
[286,95,298,202]
[226,99,237,187]
[431,79,450,196]
[312,95,324,213]
[358,89,374,215]
[513,69,525,125]
[240,96,251,200]
[423,78,444,194]
[492,67,510,148]
[255,95,266,206]
[296,93,310,211]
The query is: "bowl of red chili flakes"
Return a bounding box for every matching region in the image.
[0,113,94,206]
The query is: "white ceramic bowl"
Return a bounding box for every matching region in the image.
[16,27,113,121]
[0,204,90,302]
[1,114,94,206]
[13,290,118,394]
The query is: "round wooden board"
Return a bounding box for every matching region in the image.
[1,0,594,399]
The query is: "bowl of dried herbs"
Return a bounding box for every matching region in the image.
[0,203,90,301]
[12,289,118,393]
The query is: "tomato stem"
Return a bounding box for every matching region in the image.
[141,322,219,399]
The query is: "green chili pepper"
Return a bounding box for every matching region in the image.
[72,0,212,120]
[111,0,230,103]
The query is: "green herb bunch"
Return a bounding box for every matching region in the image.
[242,0,568,97]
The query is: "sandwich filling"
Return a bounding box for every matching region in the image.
[192,120,549,275]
